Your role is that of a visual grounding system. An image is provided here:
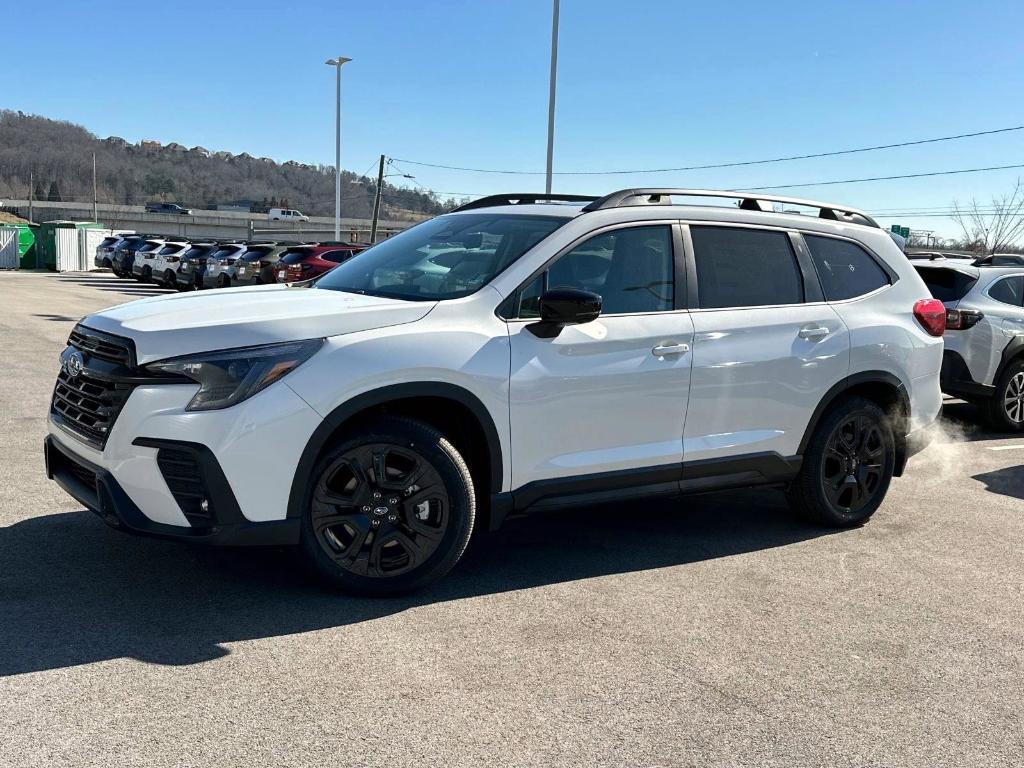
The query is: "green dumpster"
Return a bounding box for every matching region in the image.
[0,224,37,269]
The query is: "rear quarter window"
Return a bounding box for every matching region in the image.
[914,266,978,303]
[805,235,890,301]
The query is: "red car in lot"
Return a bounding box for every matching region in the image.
[275,243,368,283]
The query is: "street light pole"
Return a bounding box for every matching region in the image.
[325,56,352,241]
[545,0,560,195]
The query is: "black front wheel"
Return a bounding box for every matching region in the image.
[300,416,475,595]
[787,396,895,527]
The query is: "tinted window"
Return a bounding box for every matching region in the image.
[322,250,355,263]
[805,235,889,300]
[519,226,673,317]
[280,249,312,265]
[914,266,977,302]
[316,213,569,301]
[691,227,802,308]
[989,276,1024,307]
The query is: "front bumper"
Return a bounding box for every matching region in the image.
[45,435,298,545]
[46,375,323,542]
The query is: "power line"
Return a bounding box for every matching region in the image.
[391,124,1024,176]
[741,162,1024,191]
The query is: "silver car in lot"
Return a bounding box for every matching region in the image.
[202,242,250,288]
[916,260,1024,430]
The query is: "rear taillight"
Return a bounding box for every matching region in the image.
[945,308,983,330]
[913,298,946,336]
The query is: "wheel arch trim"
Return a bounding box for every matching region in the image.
[286,381,504,521]
[797,371,910,456]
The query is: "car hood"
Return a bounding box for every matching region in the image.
[81,284,436,365]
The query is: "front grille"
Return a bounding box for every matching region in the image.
[51,325,137,449]
[66,454,98,490]
[51,369,135,449]
[155,447,213,525]
[68,326,135,366]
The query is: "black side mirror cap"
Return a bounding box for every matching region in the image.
[527,288,602,338]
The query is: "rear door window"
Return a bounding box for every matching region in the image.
[805,235,889,300]
[322,249,355,263]
[691,226,803,309]
[988,276,1024,307]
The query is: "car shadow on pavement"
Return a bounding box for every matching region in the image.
[972,465,1024,502]
[0,487,831,676]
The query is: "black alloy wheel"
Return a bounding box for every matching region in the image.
[787,396,895,527]
[820,414,885,514]
[301,417,475,595]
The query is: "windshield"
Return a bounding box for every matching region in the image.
[315,213,569,300]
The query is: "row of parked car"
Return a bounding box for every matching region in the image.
[94,234,368,291]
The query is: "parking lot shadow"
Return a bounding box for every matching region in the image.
[972,465,1024,502]
[0,488,831,677]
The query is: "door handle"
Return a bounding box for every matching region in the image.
[652,343,689,356]
[798,326,830,341]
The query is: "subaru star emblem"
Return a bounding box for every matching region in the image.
[64,350,85,378]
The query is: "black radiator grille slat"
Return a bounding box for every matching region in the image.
[68,328,133,366]
[50,325,137,450]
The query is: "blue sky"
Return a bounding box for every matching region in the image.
[5,0,1023,239]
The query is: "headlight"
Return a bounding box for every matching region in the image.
[146,339,323,411]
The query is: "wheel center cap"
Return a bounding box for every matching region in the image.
[372,506,390,517]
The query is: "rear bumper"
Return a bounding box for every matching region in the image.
[45,434,299,546]
[940,350,995,400]
[896,417,941,475]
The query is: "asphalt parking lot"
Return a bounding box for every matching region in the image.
[1,270,1022,767]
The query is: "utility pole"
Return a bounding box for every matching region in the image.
[544,0,560,195]
[28,171,34,223]
[370,154,385,244]
[92,153,98,222]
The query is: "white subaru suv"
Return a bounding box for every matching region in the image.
[46,189,945,595]
[915,257,1024,430]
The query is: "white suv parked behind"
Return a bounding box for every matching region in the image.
[46,189,945,595]
[916,259,1024,430]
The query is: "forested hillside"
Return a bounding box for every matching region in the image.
[0,110,455,218]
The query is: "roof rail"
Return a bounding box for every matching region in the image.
[451,193,600,212]
[580,188,880,229]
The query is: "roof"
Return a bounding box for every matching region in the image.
[450,188,880,229]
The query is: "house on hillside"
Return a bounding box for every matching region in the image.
[104,136,129,148]
[139,139,161,151]
[190,146,210,157]
[164,142,188,154]
[212,150,232,160]
[258,156,276,165]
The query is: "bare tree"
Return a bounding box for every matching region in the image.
[952,179,1024,255]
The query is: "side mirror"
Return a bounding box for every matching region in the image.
[527,288,602,338]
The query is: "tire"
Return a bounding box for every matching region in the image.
[219,274,230,289]
[987,359,1024,432]
[786,396,895,527]
[164,270,176,289]
[299,416,476,596]
[138,265,151,283]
